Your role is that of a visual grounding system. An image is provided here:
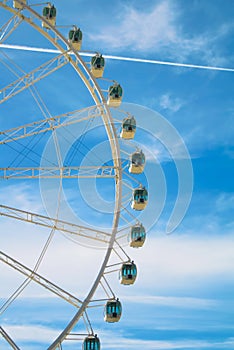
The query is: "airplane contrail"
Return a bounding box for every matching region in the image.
[0,43,234,72]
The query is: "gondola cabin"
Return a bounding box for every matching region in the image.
[107,83,123,107]
[129,150,145,174]
[68,26,82,51]
[104,299,122,322]
[42,4,56,29]
[120,116,136,139]
[13,0,27,10]
[83,335,100,350]
[131,186,148,211]
[91,54,105,78]
[119,261,137,285]
[130,224,146,248]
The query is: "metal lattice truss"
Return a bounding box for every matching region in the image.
[0,165,116,179]
[0,0,137,349]
[0,53,69,104]
[0,251,82,308]
[0,106,103,144]
[0,204,111,243]
[0,11,23,43]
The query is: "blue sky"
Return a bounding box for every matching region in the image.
[0,0,234,349]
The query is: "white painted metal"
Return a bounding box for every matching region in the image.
[0,53,69,104]
[0,251,82,307]
[0,106,102,144]
[0,166,116,179]
[0,204,111,244]
[0,327,20,350]
[0,1,123,348]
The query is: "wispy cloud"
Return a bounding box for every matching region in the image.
[0,183,43,213]
[3,324,234,349]
[1,325,58,343]
[130,234,234,290]
[101,330,234,349]
[159,93,185,113]
[122,294,217,309]
[215,192,234,213]
[89,2,177,51]
[88,0,233,65]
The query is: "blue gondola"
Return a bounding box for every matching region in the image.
[13,0,27,10]
[129,223,146,248]
[104,298,122,322]
[42,3,56,29]
[91,54,105,78]
[131,186,148,210]
[120,116,136,139]
[107,83,123,107]
[68,26,82,50]
[129,150,145,174]
[119,261,137,285]
[83,334,100,350]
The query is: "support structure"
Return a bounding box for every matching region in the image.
[0,1,123,348]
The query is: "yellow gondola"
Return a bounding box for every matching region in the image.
[131,186,148,211]
[91,54,105,78]
[13,0,27,10]
[129,150,145,174]
[119,261,137,285]
[129,223,146,248]
[107,83,123,107]
[120,116,136,139]
[68,26,82,51]
[42,3,56,29]
[104,298,122,322]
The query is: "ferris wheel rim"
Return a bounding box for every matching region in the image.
[0,1,123,348]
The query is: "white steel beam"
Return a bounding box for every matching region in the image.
[0,107,102,144]
[0,13,22,43]
[0,251,82,308]
[0,53,68,104]
[0,166,116,179]
[0,326,20,350]
[0,204,111,243]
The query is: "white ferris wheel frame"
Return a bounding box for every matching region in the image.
[0,1,123,348]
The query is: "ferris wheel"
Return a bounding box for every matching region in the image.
[0,1,150,349]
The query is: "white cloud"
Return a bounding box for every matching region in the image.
[2,193,234,300]
[2,324,234,349]
[0,225,106,298]
[1,325,58,343]
[89,2,177,51]
[101,330,234,349]
[128,234,234,290]
[215,193,234,213]
[88,1,233,65]
[159,93,185,113]
[122,294,217,309]
[0,183,43,213]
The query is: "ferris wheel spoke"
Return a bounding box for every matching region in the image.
[0,165,116,179]
[0,13,22,43]
[0,251,82,308]
[82,310,94,335]
[0,107,102,145]
[0,2,124,348]
[0,52,69,104]
[97,277,115,300]
[0,326,20,350]
[0,204,111,243]
[0,1,104,105]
